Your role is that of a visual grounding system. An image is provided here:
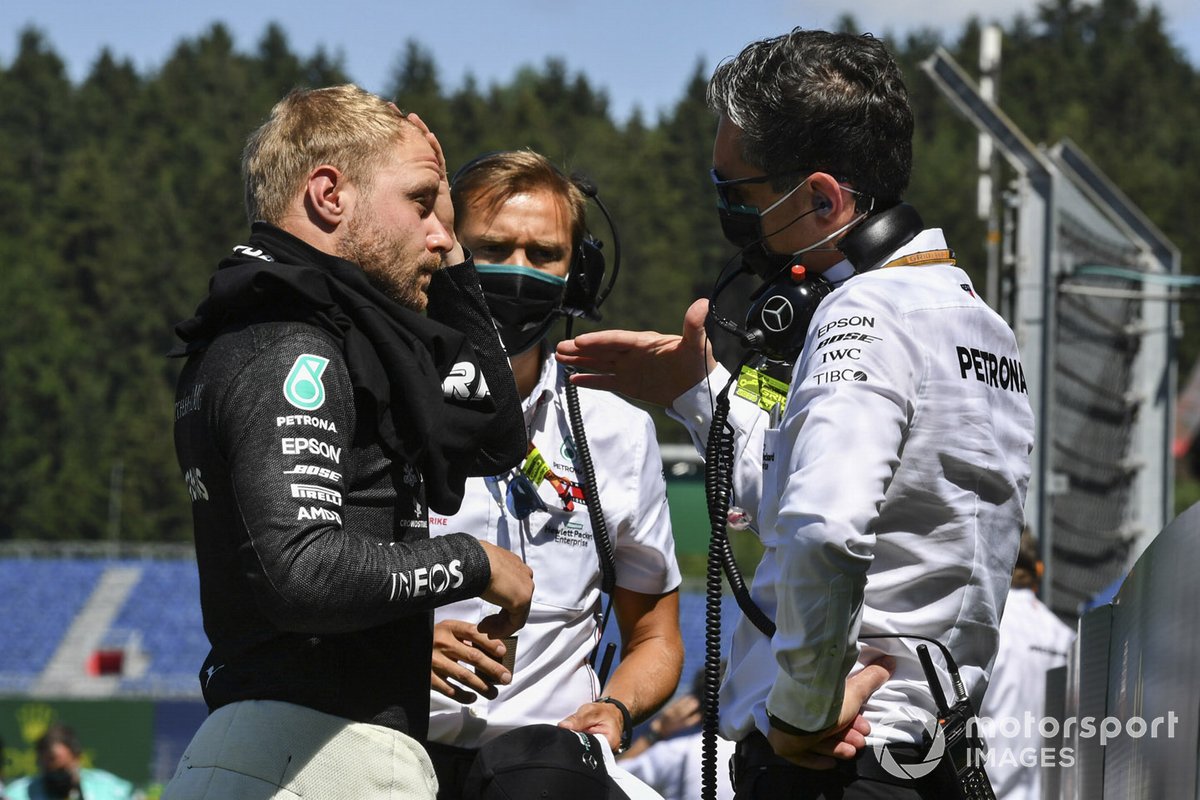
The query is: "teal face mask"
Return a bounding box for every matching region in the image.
[476,264,567,356]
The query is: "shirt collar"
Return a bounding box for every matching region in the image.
[521,344,559,423]
[825,227,946,286]
[822,259,856,286]
[888,228,947,260]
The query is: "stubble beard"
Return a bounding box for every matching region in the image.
[340,213,441,312]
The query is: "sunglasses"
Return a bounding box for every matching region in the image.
[710,168,807,213]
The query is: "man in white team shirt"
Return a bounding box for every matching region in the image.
[557,28,1035,799]
[980,531,1075,800]
[424,149,684,799]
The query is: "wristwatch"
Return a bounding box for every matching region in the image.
[599,696,633,753]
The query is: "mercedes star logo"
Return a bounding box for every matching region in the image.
[761,296,794,332]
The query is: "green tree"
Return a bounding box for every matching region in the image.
[0,7,1195,541]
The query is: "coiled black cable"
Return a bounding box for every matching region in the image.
[701,374,737,800]
[698,360,775,799]
[700,360,786,800]
[563,319,617,595]
[563,318,619,687]
[564,376,617,595]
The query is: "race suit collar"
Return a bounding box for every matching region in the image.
[172,223,525,515]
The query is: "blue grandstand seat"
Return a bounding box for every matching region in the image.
[2,558,741,701]
[0,559,107,681]
[110,560,208,695]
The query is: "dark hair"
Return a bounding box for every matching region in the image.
[707,28,913,208]
[35,722,82,758]
[1012,527,1041,590]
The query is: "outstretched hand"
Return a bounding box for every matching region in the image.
[555,298,717,407]
[766,656,895,769]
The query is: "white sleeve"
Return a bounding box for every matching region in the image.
[765,286,923,732]
[667,364,769,535]
[613,410,682,594]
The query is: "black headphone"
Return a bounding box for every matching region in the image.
[451,151,621,321]
[741,266,835,361]
[720,202,925,362]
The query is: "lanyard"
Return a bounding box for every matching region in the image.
[881,248,956,268]
[514,443,586,512]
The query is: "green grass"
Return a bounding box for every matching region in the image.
[1176,474,1200,518]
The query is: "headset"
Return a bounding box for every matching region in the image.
[709,200,926,364]
[450,151,621,321]
[451,150,625,685]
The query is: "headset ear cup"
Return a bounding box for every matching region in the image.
[560,236,606,320]
[744,273,835,361]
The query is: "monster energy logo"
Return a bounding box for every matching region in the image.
[283,354,330,411]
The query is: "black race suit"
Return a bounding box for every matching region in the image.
[173,226,515,740]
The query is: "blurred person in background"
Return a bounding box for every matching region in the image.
[618,667,735,800]
[4,723,137,800]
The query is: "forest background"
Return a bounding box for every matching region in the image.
[1,0,1197,543]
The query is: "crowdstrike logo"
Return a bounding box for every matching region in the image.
[442,361,491,400]
[573,730,600,771]
[873,706,946,780]
[760,296,794,332]
[204,664,225,688]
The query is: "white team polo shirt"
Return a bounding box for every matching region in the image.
[428,349,682,748]
[671,230,1034,745]
[979,587,1075,799]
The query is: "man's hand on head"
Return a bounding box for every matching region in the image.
[407,111,465,265]
[652,693,702,739]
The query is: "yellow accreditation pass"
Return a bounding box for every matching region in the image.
[735,364,790,414]
[520,447,552,485]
